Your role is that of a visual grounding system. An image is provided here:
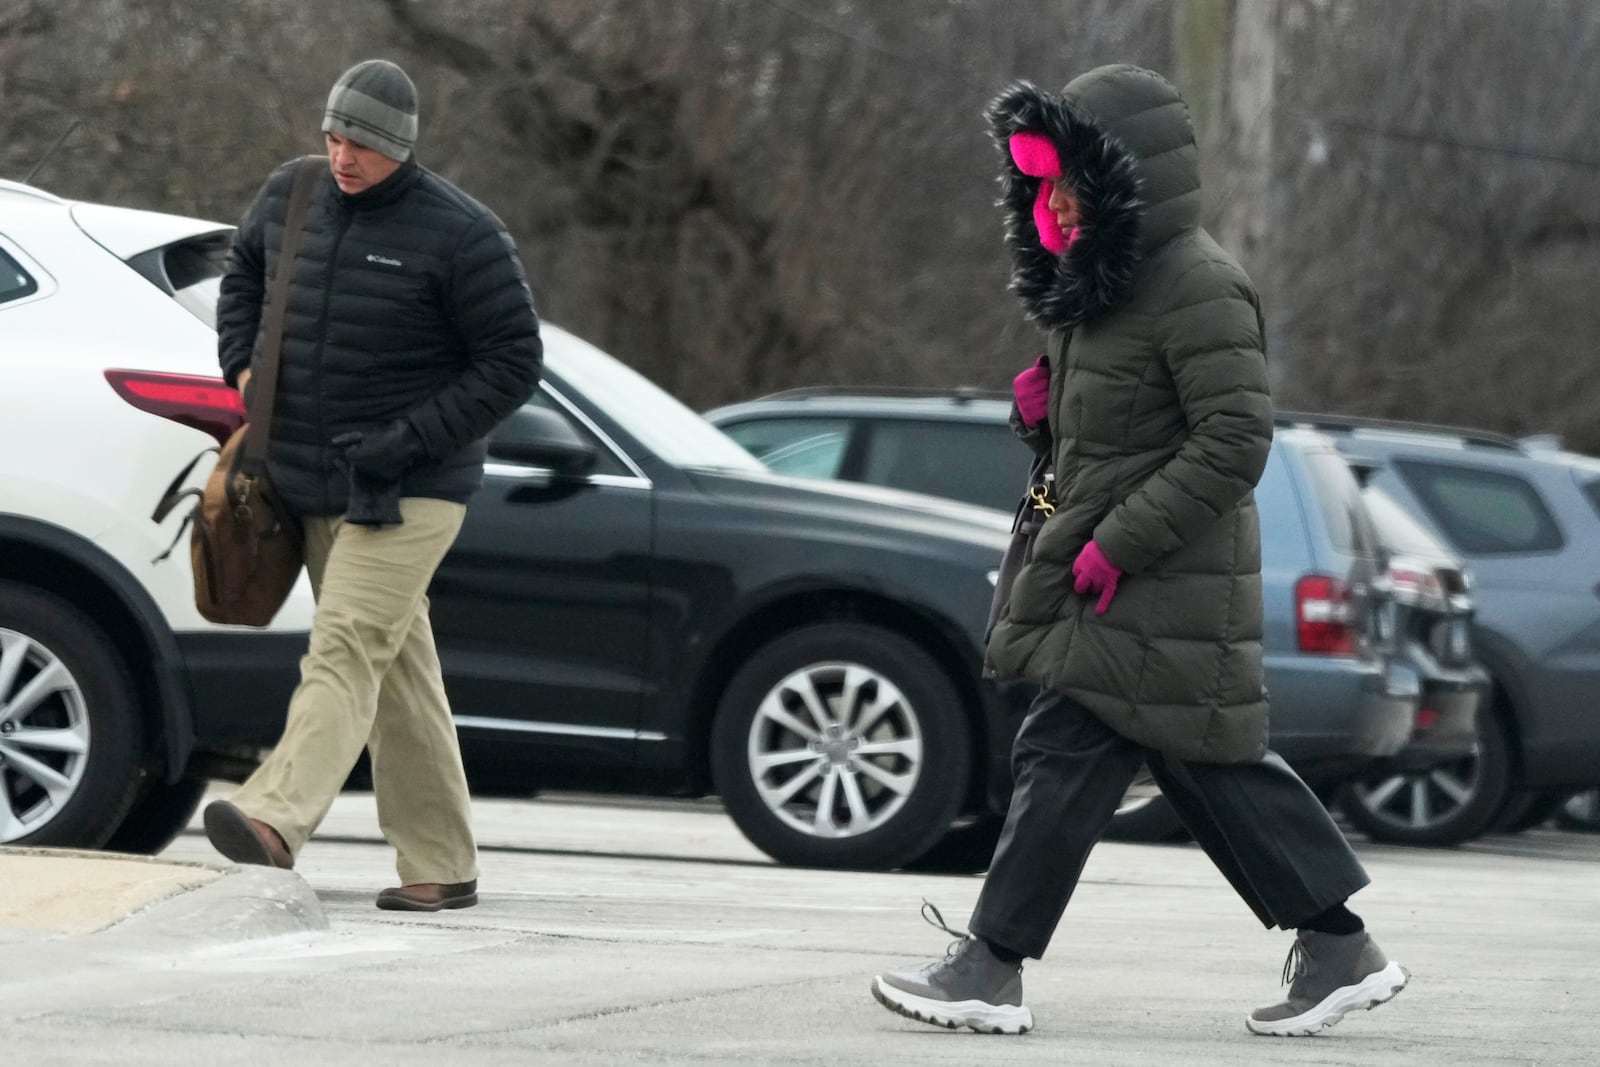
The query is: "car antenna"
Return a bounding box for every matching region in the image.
[23,120,81,185]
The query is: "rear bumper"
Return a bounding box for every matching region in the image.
[175,629,303,754]
[1394,668,1485,765]
[1266,654,1418,782]
[979,654,1423,805]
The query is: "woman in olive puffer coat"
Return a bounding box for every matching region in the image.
[982,67,1273,764]
[870,66,1409,1040]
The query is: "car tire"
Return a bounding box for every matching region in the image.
[1491,788,1568,834]
[103,775,207,854]
[711,623,970,870]
[0,582,142,848]
[1337,699,1513,847]
[905,815,1003,874]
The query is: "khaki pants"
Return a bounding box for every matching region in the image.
[233,498,477,885]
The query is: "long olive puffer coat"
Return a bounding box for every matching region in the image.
[984,66,1274,765]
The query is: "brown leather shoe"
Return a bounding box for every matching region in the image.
[375,879,478,912]
[203,800,293,869]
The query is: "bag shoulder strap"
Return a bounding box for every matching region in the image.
[241,155,324,468]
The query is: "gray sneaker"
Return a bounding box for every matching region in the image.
[1247,929,1409,1036]
[871,902,1033,1034]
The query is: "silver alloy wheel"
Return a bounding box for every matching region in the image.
[0,627,92,843]
[1117,768,1161,816]
[746,660,922,839]
[1349,748,1481,831]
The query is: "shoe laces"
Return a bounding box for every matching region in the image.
[920,898,971,960]
[1281,938,1309,986]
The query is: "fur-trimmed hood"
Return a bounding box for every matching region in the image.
[987,65,1201,328]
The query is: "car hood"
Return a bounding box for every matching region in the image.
[684,466,1013,552]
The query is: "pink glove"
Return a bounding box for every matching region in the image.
[1013,356,1049,428]
[1072,540,1122,616]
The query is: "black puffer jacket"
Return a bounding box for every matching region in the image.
[217,156,543,516]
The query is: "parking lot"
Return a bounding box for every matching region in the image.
[4,792,1595,1065]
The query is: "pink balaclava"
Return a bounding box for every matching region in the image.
[1008,131,1079,255]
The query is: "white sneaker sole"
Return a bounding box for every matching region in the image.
[871,975,1033,1034]
[1246,961,1410,1037]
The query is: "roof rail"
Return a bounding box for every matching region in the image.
[756,384,1011,404]
[1273,410,1525,452]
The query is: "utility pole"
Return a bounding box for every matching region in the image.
[1173,0,1282,361]
[1223,0,1279,284]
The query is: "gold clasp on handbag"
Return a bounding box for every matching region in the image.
[1029,482,1055,516]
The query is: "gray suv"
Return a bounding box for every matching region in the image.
[706,393,1421,839]
[1280,413,1600,839]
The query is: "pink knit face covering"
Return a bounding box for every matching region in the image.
[1009,131,1079,255]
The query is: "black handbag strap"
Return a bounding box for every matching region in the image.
[241,155,324,471]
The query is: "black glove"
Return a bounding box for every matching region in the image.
[344,474,404,528]
[330,420,425,484]
[331,421,424,528]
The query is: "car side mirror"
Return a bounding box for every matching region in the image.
[487,407,598,477]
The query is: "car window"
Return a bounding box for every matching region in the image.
[720,418,851,479]
[0,246,39,305]
[1395,460,1563,555]
[543,337,765,472]
[122,233,230,329]
[1301,449,1379,557]
[162,235,229,329]
[858,419,1024,512]
[528,388,632,478]
[1361,486,1453,560]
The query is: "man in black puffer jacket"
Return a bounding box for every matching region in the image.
[202,59,543,913]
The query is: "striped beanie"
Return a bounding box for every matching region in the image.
[321,60,418,162]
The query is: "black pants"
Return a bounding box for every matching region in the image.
[969,688,1371,960]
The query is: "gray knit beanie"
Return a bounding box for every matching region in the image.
[321,59,418,162]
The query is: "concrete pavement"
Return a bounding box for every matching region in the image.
[0,848,220,936]
[2,794,1597,1065]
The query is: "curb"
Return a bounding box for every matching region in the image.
[107,864,329,947]
[0,847,327,946]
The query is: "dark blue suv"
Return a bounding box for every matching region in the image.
[706,392,1425,838]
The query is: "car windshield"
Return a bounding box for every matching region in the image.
[543,329,765,471]
[1362,486,1453,560]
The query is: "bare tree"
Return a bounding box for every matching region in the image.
[1266,0,1600,450]
[6,1,1594,449]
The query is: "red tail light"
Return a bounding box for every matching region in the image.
[1296,574,1357,655]
[105,369,244,447]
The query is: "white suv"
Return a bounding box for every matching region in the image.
[0,179,311,852]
